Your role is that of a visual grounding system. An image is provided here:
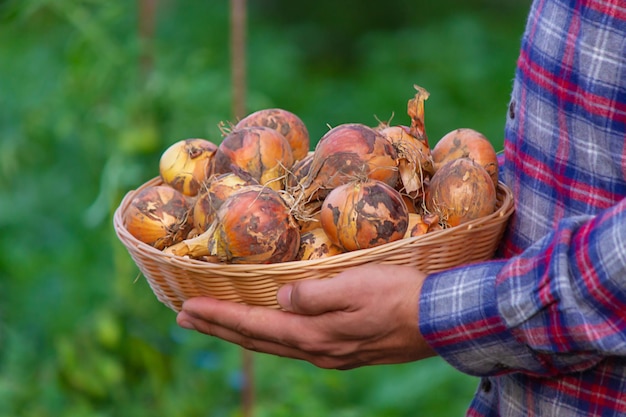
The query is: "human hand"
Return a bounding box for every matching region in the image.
[176,264,438,369]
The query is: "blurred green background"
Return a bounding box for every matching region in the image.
[0,0,530,416]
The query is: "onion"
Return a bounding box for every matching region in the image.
[425,158,496,227]
[166,185,300,264]
[159,138,217,196]
[235,108,310,162]
[213,126,294,191]
[124,185,193,249]
[300,123,398,201]
[403,213,442,238]
[297,228,344,260]
[320,179,408,251]
[378,124,434,198]
[431,128,499,188]
[192,172,258,233]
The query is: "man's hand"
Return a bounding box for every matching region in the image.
[176,264,437,369]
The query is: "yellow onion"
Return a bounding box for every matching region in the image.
[378,124,434,198]
[213,126,294,191]
[297,228,344,260]
[123,185,193,250]
[235,108,310,161]
[431,128,499,188]
[192,172,258,232]
[403,213,442,238]
[320,179,408,251]
[159,138,217,196]
[166,185,300,264]
[300,123,398,201]
[425,158,496,227]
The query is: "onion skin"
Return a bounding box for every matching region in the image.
[192,172,258,232]
[401,194,419,214]
[213,126,294,191]
[378,124,434,197]
[165,185,300,263]
[297,228,344,260]
[425,158,497,228]
[296,205,322,233]
[403,213,442,238]
[301,123,399,201]
[159,138,217,196]
[286,151,313,190]
[406,84,430,146]
[124,185,193,250]
[235,108,310,162]
[320,180,408,251]
[431,128,499,188]
[209,186,300,263]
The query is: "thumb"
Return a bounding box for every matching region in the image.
[276,277,351,315]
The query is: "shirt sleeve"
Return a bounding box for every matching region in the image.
[419,197,626,378]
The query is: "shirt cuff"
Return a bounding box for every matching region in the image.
[419,261,545,376]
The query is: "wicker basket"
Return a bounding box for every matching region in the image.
[114,177,514,311]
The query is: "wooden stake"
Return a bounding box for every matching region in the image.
[138,0,158,81]
[230,1,254,417]
[230,0,247,120]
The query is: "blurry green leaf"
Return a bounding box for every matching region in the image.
[0,0,529,415]
[55,336,124,400]
[118,119,160,154]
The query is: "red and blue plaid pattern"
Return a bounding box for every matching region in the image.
[419,0,626,415]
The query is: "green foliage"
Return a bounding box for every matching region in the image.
[0,0,529,415]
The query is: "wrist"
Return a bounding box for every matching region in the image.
[419,261,543,376]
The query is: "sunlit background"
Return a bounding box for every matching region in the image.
[0,1,530,415]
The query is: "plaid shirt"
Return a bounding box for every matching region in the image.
[419,0,626,415]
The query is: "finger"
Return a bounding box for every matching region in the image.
[179,297,315,348]
[177,308,304,357]
[277,273,360,315]
[178,308,361,369]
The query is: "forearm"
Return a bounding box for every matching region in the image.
[420,199,626,377]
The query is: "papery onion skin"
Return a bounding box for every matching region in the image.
[431,128,499,188]
[301,123,399,201]
[193,172,258,232]
[406,84,430,146]
[425,158,496,228]
[210,185,300,264]
[159,138,217,196]
[403,213,442,238]
[297,208,322,233]
[235,108,310,162]
[320,180,408,251]
[297,228,344,260]
[124,185,192,250]
[286,151,313,191]
[401,194,419,214]
[213,126,294,191]
[378,124,434,198]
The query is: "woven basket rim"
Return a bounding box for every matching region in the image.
[113,176,514,271]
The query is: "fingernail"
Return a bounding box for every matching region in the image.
[178,319,196,330]
[276,284,293,311]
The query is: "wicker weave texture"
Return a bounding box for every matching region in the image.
[114,177,515,311]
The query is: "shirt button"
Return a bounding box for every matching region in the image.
[481,378,492,393]
[508,100,516,119]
